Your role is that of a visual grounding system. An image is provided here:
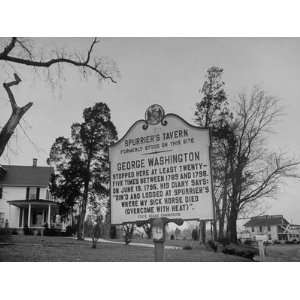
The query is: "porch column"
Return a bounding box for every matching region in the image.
[48,205,51,227]
[28,204,31,228]
[22,208,25,227]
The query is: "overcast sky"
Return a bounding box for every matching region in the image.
[0,37,299,222]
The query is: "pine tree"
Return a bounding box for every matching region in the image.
[50,102,118,240]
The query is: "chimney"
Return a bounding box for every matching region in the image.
[33,158,38,168]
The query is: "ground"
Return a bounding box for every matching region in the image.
[0,235,250,262]
[1,235,299,261]
[264,243,300,261]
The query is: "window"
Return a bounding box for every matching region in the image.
[0,187,2,199]
[251,227,254,232]
[259,226,262,232]
[26,187,40,200]
[268,225,271,231]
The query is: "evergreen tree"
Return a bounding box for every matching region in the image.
[195,66,232,241]
[50,102,118,240]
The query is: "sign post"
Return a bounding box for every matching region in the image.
[255,234,267,261]
[152,218,166,261]
[109,105,214,261]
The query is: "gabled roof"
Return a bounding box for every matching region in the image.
[0,165,54,187]
[244,215,289,227]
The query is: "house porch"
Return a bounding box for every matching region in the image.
[8,200,58,229]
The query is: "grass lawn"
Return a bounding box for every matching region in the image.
[264,244,300,261]
[0,235,250,262]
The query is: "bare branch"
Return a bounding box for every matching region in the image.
[0,37,117,83]
[3,73,22,111]
[0,37,17,57]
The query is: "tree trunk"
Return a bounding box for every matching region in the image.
[212,219,217,241]
[0,105,32,158]
[77,172,90,240]
[199,220,206,244]
[0,75,33,158]
[77,185,89,240]
[218,217,225,240]
[228,206,238,243]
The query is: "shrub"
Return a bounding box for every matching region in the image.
[44,228,61,236]
[0,228,9,236]
[0,229,11,243]
[218,237,231,246]
[264,240,272,245]
[11,229,18,235]
[222,243,258,260]
[91,218,102,249]
[110,225,117,239]
[244,239,253,246]
[285,240,294,244]
[207,240,218,252]
[65,225,76,236]
[23,225,31,235]
[183,244,193,250]
[192,228,199,241]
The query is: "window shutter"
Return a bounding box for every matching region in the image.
[36,187,40,200]
[26,187,29,200]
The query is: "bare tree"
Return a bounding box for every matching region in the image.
[123,223,135,245]
[0,37,118,158]
[0,74,33,156]
[225,87,300,242]
[195,67,300,243]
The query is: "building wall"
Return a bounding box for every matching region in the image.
[0,186,49,227]
[247,225,278,240]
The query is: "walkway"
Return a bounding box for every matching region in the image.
[84,237,182,250]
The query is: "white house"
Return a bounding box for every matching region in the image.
[0,159,60,230]
[243,215,300,242]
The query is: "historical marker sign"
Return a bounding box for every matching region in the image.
[109,105,214,225]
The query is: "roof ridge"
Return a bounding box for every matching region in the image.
[2,164,51,168]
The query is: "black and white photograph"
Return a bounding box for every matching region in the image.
[1,36,299,263]
[0,1,300,299]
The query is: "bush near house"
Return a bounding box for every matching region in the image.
[218,237,231,246]
[65,225,77,236]
[222,243,259,260]
[183,244,193,250]
[110,225,117,239]
[0,228,11,243]
[207,240,218,252]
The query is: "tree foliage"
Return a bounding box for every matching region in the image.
[195,66,232,240]
[49,102,118,239]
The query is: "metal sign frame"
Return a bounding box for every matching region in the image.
[109,105,216,227]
